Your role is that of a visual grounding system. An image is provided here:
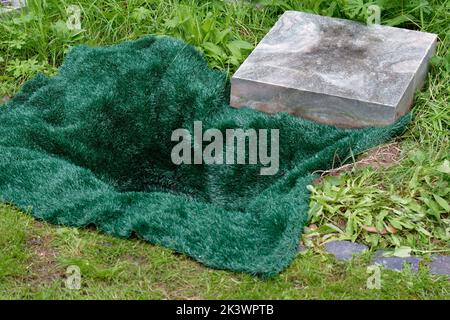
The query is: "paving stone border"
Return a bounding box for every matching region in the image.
[323,240,368,261]
[428,255,450,276]
[372,250,421,272]
[300,240,450,276]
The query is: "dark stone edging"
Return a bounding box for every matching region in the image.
[300,240,450,276]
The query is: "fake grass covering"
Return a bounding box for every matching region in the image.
[0,36,410,276]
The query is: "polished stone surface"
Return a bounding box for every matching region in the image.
[231,11,437,127]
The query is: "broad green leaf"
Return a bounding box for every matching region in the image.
[390,195,409,205]
[388,219,403,230]
[202,42,225,57]
[201,13,214,33]
[416,226,432,237]
[393,246,412,258]
[411,150,426,165]
[421,196,442,218]
[228,40,254,50]
[51,20,70,35]
[325,175,342,187]
[213,28,231,44]
[226,42,242,60]
[165,16,181,29]
[433,194,450,212]
[436,160,450,174]
[316,224,342,235]
[131,7,152,22]
[390,234,401,247]
[384,14,414,26]
[227,56,240,67]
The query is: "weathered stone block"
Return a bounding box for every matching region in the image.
[231,11,437,127]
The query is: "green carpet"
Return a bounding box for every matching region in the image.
[0,36,410,276]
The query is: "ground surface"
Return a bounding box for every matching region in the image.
[1,204,449,299]
[0,0,449,299]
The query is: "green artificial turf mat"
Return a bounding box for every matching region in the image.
[0,35,410,276]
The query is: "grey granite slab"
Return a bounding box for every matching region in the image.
[324,240,368,260]
[429,255,450,276]
[231,11,437,127]
[0,0,26,15]
[372,250,421,272]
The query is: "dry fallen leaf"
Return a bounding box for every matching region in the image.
[362,224,397,235]
[362,225,378,233]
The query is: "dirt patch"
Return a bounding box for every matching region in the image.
[24,224,64,284]
[314,142,402,184]
[122,253,148,266]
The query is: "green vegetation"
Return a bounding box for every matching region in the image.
[308,151,449,253]
[307,0,449,253]
[1,204,449,299]
[0,0,449,299]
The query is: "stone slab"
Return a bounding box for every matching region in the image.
[429,255,450,276]
[231,11,437,127]
[372,250,421,272]
[324,240,367,260]
[0,0,26,15]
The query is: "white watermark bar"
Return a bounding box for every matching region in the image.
[171,121,279,176]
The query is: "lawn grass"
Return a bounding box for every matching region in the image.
[1,204,449,299]
[0,0,449,299]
